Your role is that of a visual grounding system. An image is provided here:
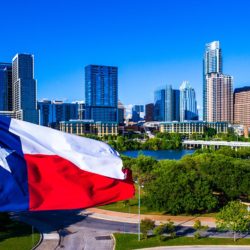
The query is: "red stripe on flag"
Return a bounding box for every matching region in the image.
[25,154,135,211]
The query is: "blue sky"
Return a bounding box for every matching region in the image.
[1,0,250,108]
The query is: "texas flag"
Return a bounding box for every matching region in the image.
[0,116,134,212]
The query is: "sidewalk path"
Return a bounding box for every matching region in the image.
[87,208,216,227]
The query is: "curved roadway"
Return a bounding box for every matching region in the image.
[12,210,250,250]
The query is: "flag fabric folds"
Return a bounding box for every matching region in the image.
[0,116,134,211]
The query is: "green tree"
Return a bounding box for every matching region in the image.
[204,127,217,138]
[153,220,175,240]
[130,155,158,183]
[140,219,155,239]
[144,160,218,214]
[170,133,182,149]
[116,136,127,151]
[216,201,250,242]
[193,219,208,239]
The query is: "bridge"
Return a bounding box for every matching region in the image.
[182,140,250,149]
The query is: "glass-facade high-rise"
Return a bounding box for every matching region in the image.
[180,81,198,121]
[154,85,180,122]
[12,54,38,124]
[0,63,12,111]
[154,88,165,121]
[173,89,180,121]
[165,85,173,121]
[203,41,222,121]
[85,65,118,122]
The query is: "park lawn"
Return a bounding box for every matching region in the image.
[0,221,40,250]
[114,233,250,250]
[99,200,162,215]
[100,201,217,217]
[99,186,162,215]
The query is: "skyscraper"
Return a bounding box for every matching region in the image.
[12,54,38,124]
[154,85,179,122]
[180,81,198,121]
[203,41,222,121]
[206,73,233,122]
[165,85,173,121]
[0,63,12,111]
[154,88,165,121]
[85,65,118,122]
[172,89,180,121]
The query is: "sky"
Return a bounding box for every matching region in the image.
[1,0,250,109]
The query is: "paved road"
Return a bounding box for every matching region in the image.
[12,210,250,250]
[140,247,250,250]
[14,210,137,250]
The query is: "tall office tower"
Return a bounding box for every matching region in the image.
[154,88,165,121]
[172,89,180,121]
[145,103,154,122]
[165,85,173,121]
[234,87,250,127]
[0,63,12,111]
[206,73,233,122]
[154,86,179,122]
[203,41,222,121]
[85,65,118,122]
[180,81,198,121]
[12,54,38,124]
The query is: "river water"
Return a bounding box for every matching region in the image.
[122,149,195,160]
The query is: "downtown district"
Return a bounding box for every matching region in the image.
[0,41,249,138]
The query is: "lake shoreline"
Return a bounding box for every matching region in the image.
[121,149,195,160]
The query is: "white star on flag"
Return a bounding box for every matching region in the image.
[0,146,14,173]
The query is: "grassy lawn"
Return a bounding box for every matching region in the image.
[114,233,250,250]
[100,186,160,214]
[99,186,163,215]
[0,220,40,250]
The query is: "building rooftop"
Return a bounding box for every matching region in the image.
[234,86,250,93]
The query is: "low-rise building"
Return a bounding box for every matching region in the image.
[59,120,118,137]
[160,121,228,134]
[0,111,16,119]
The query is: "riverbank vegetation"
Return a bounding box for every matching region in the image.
[84,133,183,151]
[116,147,250,215]
[83,130,250,152]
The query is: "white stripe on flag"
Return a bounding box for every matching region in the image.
[9,119,124,180]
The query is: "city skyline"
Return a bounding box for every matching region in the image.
[1,0,250,108]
